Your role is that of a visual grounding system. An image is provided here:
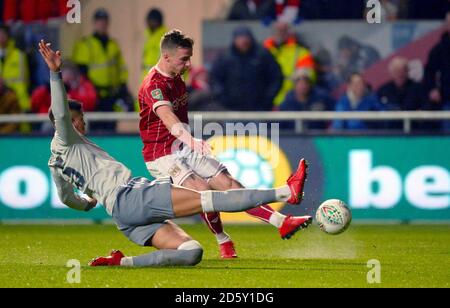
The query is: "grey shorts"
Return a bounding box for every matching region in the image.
[112,177,174,246]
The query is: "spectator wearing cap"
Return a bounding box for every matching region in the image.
[72,8,132,131]
[332,73,385,130]
[210,26,282,111]
[377,57,424,130]
[263,21,316,106]
[142,8,168,80]
[279,69,334,130]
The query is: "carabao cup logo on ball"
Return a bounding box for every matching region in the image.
[208,135,292,223]
[316,199,352,235]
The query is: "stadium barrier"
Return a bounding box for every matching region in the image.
[1,111,450,133]
[0,112,449,223]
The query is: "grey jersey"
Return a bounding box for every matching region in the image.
[48,72,131,215]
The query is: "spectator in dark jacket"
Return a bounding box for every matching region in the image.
[279,69,334,130]
[210,26,283,111]
[377,57,424,130]
[332,73,385,130]
[423,12,450,131]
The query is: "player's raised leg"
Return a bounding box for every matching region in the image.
[170,169,304,217]
[209,158,312,240]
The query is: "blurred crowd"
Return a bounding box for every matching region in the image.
[199,1,450,132]
[0,0,449,134]
[227,0,450,23]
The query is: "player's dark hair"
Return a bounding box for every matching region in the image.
[48,100,83,125]
[160,29,194,51]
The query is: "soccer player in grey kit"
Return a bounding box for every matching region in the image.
[39,39,310,267]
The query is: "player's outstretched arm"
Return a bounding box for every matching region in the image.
[156,105,211,155]
[39,39,79,144]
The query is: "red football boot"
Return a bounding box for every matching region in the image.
[89,250,125,267]
[279,215,313,240]
[219,240,238,259]
[286,159,309,205]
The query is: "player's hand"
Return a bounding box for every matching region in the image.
[191,139,212,156]
[38,39,62,72]
[85,198,97,212]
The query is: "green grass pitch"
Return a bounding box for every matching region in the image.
[0,224,449,288]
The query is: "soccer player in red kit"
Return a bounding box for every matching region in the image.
[138,30,311,258]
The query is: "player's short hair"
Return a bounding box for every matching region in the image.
[48,100,83,125]
[160,29,194,52]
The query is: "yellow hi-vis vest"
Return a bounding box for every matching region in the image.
[72,35,128,97]
[264,37,316,106]
[0,40,30,111]
[141,25,168,80]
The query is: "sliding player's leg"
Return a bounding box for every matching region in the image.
[89,178,295,267]
[89,221,203,267]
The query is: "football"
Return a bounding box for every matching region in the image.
[315,199,352,235]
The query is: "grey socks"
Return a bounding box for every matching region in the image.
[200,188,279,213]
[130,249,203,267]
[120,240,203,267]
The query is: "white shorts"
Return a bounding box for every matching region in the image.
[146,146,228,185]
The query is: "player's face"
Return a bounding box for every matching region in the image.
[168,47,192,75]
[71,111,86,135]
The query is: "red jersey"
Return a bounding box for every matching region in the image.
[138,67,189,162]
